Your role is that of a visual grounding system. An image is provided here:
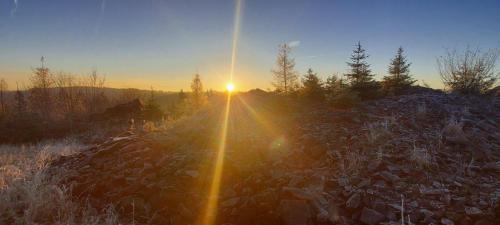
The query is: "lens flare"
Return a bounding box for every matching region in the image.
[226,83,235,92]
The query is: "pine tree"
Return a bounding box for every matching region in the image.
[14,84,27,119]
[189,74,207,110]
[30,59,54,120]
[143,87,164,121]
[178,89,187,101]
[324,74,359,107]
[300,68,324,101]
[382,47,416,95]
[170,89,187,119]
[325,74,347,99]
[272,43,299,94]
[345,42,378,99]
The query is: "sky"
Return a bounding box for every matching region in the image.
[0,0,499,91]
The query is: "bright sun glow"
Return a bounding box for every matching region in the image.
[226,83,235,92]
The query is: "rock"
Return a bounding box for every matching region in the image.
[221,197,240,208]
[464,206,482,216]
[420,186,449,195]
[360,207,385,225]
[346,192,362,209]
[474,219,493,225]
[279,200,311,225]
[420,208,434,220]
[441,218,454,225]
[379,171,400,183]
[373,180,386,188]
[367,160,381,171]
[327,201,340,223]
[481,161,500,172]
[282,187,313,200]
[184,170,199,178]
[47,91,500,225]
[357,179,371,188]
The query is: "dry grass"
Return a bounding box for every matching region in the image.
[364,118,394,144]
[0,140,125,225]
[442,118,468,145]
[410,143,436,169]
[416,103,427,119]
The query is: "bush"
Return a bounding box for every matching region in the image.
[329,89,361,108]
[437,47,499,94]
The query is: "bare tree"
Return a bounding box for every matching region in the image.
[86,70,107,113]
[55,72,83,121]
[0,78,7,114]
[121,88,141,103]
[272,43,299,94]
[437,47,499,94]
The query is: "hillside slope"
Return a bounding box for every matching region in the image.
[49,91,500,225]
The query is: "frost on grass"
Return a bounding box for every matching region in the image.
[0,140,123,225]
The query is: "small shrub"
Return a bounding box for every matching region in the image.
[410,143,435,169]
[442,119,468,145]
[300,68,325,102]
[142,121,157,132]
[329,89,361,108]
[437,47,499,94]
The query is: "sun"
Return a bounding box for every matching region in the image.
[226,83,235,92]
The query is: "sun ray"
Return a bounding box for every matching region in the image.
[236,95,279,137]
[201,1,242,224]
[201,94,231,225]
[229,0,243,82]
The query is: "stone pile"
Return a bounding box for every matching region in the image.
[50,91,500,224]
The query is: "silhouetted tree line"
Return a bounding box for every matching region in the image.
[0,43,497,143]
[0,63,116,142]
[271,42,499,107]
[0,61,213,143]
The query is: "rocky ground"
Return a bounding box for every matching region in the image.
[49,91,500,225]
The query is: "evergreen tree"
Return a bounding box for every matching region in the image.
[324,74,359,107]
[30,59,54,120]
[345,42,378,99]
[14,84,28,119]
[300,68,324,101]
[382,47,416,95]
[272,43,299,94]
[143,87,164,121]
[188,74,207,110]
[325,74,347,99]
[169,89,187,119]
[178,89,187,101]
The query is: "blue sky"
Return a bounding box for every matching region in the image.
[1,0,499,91]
